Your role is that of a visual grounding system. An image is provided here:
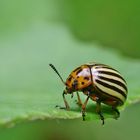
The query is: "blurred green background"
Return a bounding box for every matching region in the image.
[0,0,140,140]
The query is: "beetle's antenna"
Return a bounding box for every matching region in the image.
[49,64,65,85]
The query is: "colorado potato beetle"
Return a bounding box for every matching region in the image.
[49,62,127,124]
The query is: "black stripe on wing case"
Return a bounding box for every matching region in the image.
[95,66,119,72]
[97,70,126,83]
[95,79,127,98]
[98,75,127,92]
[95,85,124,105]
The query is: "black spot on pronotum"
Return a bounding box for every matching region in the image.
[76,69,82,75]
[81,82,85,85]
[84,77,89,80]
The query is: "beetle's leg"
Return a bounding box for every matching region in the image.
[62,90,70,110]
[112,107,120,119]
[56,90,70,110]
[75,92,83,106]
[81,95,90,121]
[96,101,104,125]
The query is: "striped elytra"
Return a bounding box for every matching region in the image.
[90,64,127,105]
[49,62,128,124]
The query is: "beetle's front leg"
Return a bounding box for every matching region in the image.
[56,90,70,110]
[62,90,70,110]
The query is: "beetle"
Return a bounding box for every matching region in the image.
[49,62,128,124]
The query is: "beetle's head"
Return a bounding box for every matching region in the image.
[64,84,76,94]
[65,75,78,93]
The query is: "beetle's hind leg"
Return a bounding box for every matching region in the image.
[112,107,120,119]
[96,101,105,125]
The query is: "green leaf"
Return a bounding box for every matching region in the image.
[0,23,139,127]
